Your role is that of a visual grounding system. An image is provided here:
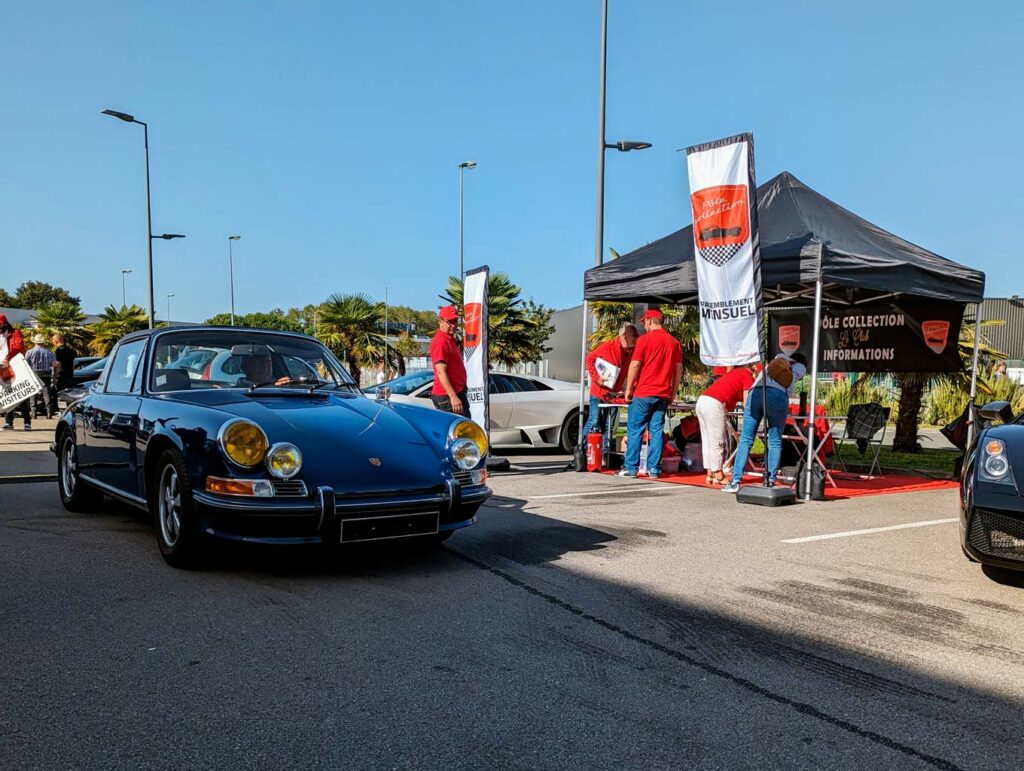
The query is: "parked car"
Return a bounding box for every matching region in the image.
[57,356,109,408]
[54,327,491,568]
[960,401,1024,575]
[364,370,583,452]
[73,356,102,370]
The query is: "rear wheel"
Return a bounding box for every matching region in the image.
[559,410,584,453]
[57,433,102,512]
[151,449,206,569]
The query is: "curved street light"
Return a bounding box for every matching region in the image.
[458,160,477,281]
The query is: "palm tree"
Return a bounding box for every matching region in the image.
[89,305,149,356]
[442,272,553,369]
[33,301,90,354]
[316,293,399,383]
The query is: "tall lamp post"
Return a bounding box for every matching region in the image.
[458,160,477,282]
[121,268,132,307]
[166,293,175,325]
[101,109,186,329]
[228,234,241,325]
[576,0,653,449]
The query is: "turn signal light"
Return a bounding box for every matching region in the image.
[206,476,274,497]
[985,440,1003,456]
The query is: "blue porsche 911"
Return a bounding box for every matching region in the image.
[54,326,491,567]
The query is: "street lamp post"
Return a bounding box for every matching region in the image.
[121,268,132,307]
[166,293,175,324]
[102,109,186,329]
[228,234,241,325]
[458,160,477,282]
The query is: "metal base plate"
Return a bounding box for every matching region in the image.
[736,484,797,507]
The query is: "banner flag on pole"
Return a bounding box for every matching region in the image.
[462,266,490,441]
[685,132,764,365]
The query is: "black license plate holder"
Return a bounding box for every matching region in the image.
[340,511,440,543]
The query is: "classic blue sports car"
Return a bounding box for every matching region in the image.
[960,400,1024,573]
[54,326,491,567]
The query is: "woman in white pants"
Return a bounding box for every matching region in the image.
[695,365,754,485]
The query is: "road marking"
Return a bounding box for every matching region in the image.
[511,463,571,470]
[532,486,695,500]
[782,518,958,544]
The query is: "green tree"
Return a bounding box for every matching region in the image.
[316,293,400,383]
[88,305,149,356]
[442,272,554,368]
[0,287,15,306]
[11,281,80,309]
[389,332,423,377]
[204,311,303,333]
[34,301,90,354]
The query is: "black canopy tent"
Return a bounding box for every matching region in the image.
[580,171,987,497]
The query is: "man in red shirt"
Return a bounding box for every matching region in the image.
[1,313,31,431]
[696,364,755,484]
[620,309,683,477]
[582,322,637,447]
[429,305,468,415]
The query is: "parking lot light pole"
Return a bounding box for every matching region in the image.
[228,235,241,325]
[121,268,132,307]
[166,293,175,325]
[458,161,476,283]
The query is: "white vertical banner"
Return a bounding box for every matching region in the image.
[462,266,490,437]
[685,132,764,365]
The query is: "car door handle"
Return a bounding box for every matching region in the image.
[109,413,137,437]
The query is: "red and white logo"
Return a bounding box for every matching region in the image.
[922,320,950,354]
[464,303,483,349]
[690,184,750,267]
[778,325,801,356]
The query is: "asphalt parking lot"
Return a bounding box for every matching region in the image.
[3,424,1024,770]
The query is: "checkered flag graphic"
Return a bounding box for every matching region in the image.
[697,243,743,267]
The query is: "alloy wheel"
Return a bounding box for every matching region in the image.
[159,464,182,547]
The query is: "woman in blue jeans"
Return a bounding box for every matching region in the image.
[722,352,806,493]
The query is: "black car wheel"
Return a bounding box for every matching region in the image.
[152,448,206,569]
[559,410,584,453]
[57,433,102,512]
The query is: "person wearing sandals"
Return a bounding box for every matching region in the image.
[696,363,755,485]
[722,352,807,493]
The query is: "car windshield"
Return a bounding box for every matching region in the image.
[366,370,434,395]
[150,330,356,392]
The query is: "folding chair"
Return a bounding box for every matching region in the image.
[836,402,890,478]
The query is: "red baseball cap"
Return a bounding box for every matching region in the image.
[438,305,459,321]
[640,309,663,321]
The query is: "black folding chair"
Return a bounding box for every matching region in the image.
[836,402,890,478]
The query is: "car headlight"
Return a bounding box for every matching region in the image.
[267,442,302,479]
[979,437,1015,485]
[218,419,269,468]
[450,437,482,470]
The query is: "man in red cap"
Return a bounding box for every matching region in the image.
[1,313,31,430]
[583,322,637,447]
[619,309,682,477]
[430,305,468,415]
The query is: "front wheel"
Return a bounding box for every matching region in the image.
[151,449,206,569]
[57,433,102,512]
[559,410,584,453]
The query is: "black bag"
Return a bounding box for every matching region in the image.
[572,442,587,472]
[796,462,827,501]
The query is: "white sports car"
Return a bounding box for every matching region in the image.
[365,371,583,452]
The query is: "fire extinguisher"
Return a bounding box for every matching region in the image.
[586,433,603,472]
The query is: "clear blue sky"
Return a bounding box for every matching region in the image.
[2,0,1022,321]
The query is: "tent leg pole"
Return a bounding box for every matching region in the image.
[803,278,823,501]
[967,301,983,447]
[577,300,590,448]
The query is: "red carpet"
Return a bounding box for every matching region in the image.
[599,469,958,499]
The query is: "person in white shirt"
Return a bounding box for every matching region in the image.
[722,352,807,492]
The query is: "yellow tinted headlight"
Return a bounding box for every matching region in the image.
[450,420,487,455]
[267,443,302,479]
[219,419,268,467]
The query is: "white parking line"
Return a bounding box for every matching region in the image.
[532,486,695,500]
[782,518,958,544]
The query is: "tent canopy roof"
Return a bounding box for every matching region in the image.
[584,171,985,307]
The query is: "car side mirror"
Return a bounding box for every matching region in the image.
[979,400,1014,423]
[376,386,391,402]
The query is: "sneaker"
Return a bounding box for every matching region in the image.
[647,472,661,479]
[721,481,740,493]
[616,469,637,478]
[1,424,12,431]
[23,425,31,432]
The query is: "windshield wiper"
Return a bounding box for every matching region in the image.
[311,380,357,392]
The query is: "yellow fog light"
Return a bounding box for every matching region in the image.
[267,443,302,479]
[218,419,269,468]
[449,419,487,455]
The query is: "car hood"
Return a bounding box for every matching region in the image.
[158,389,455,495]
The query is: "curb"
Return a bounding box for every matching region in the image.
[0,474,57,485]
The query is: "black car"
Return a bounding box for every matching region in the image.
[54,327,491,567]
[960,400,1024,573]
[74,356,102,370]
[56,356,109,408]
